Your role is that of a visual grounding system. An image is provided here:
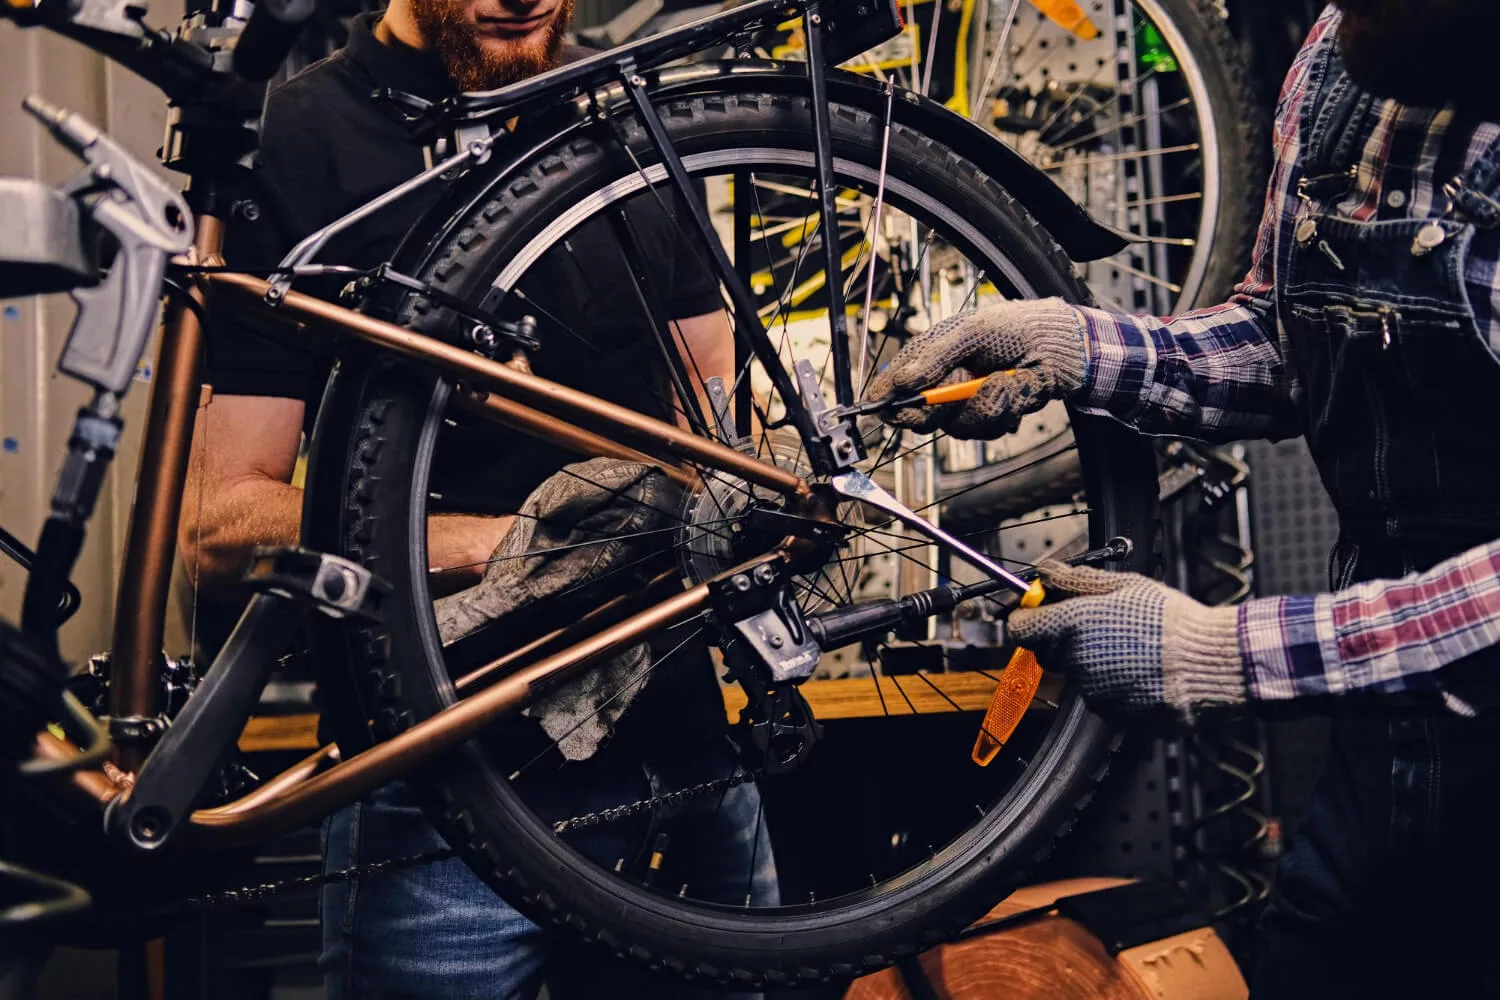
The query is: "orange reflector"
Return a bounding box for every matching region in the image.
[972,581,1047,766]
[1030,0,1100,40]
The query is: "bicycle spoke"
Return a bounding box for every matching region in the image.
[855,82,894,396]
[429,514,747,578]
[1047,96,1194,155]
[1041,142,1202,170]
[743,797,766,907]
[910,670,965,713]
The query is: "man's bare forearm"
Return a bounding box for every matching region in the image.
[428,513,515,596]
[184,478,511,597]
[182,476,303,597]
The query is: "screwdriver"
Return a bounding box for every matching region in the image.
[839,374,1012,419]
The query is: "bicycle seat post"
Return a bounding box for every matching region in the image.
[107,5,269,767]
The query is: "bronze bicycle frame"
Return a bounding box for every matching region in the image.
[39,219,818,850]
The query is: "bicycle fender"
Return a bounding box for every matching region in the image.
[648,64,1131,264]
[388,62,1129,277]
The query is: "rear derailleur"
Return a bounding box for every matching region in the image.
[709,559,825,776]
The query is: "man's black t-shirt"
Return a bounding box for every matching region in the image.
[207,14,721,508]
[202,19,733,755]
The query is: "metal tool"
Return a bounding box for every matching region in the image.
[830,470,1038,599]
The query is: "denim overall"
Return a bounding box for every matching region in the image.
[1250,40,1500,998]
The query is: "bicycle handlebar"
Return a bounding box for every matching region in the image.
[2,0,299,101]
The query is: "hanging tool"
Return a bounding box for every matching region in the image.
[1030,0,1099,40]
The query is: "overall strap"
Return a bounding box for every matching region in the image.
[1447,121,1500,229]
[1301,34,1370,178]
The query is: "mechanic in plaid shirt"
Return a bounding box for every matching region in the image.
[869,0,1500,993]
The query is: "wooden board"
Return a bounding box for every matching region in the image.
[844,878,1248,1000]
[238,672,1065,751]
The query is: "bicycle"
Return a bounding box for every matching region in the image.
[0,0,1159,985]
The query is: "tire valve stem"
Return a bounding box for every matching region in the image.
[643,833,669,888]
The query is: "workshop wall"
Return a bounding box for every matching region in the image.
[0,6,191,665]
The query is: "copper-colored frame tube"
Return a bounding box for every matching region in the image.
[49,255,807,846]
[186,579,714,847]
[453,568,681,693]
[454,391,698,489]
[205,272,807,497]
[107,218,224,767]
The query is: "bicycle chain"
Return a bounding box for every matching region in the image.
[552,769,760,834]
[151,772,761,912]
[166,848,457,913]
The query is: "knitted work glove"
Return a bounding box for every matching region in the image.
[435,457,675,760]
[865,298,1087,439]
[1007,561,1248,724]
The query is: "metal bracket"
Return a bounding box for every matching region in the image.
[709,561,822,684]
[347,263,540,353]
[705,376,751,450]
[106,714,169,746]
[793,359,867,470]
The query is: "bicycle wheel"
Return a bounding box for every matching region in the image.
[306,75,1157,986]
[756,0,1265,312]
[982,0,1265,312]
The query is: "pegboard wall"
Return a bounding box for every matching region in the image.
[1243,438,1336,838]
[1243,439,1339,597]
[1042,737,1184,884]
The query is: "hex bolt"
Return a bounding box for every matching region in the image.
[730,574,752,592]
[768,634,784,648]
[752,564,776,585]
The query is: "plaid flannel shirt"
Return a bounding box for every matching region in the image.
[1067,8,1500,713]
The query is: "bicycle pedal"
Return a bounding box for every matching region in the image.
[242,547,387,623]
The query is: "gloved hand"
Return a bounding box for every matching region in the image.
[1008,560,1248,724]
[865,298,1087,439]
[435,457,676,760]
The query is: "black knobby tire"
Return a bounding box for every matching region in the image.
[305,82,1158,986]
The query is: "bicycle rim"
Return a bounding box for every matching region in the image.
[316,85,1157,983]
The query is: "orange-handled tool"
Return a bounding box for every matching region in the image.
[844,371,1016,418]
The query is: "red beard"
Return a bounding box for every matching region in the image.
[410,0,574,92]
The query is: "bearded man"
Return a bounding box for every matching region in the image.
[180,1,774,996]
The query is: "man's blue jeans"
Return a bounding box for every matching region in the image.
[319,740,776,999]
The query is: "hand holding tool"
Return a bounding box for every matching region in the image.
[839,374,1006,419]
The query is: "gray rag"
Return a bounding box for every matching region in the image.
[435,457,674,760]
